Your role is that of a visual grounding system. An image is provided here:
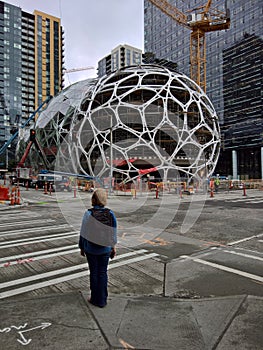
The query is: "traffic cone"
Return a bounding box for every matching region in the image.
[180,189,183,199]
[242,183,247,196]
[15,186,21,205]
[9,187,15,206]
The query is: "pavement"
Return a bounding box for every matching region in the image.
[1,188,263,349]
[0,291,262,349]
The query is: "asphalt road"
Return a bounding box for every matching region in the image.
[0,186,262,301]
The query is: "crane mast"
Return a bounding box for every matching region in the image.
[148,0,230,91]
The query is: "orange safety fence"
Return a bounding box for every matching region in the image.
[0,186,9,200]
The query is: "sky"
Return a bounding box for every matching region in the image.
[5,0,144,85]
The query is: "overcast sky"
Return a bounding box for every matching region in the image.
[6,0,144,85]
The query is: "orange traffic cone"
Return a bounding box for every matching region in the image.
[9,187,15,206]
[15,186,21,205]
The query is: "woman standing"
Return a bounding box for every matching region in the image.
[79,188,117,308]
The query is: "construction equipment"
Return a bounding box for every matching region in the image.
[0,96,52,156]
[148,0,230,91]
[63,66,95,73]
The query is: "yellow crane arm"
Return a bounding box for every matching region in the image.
[204,0,212,13]
[148,0,188,27]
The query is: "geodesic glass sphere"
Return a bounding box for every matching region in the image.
[19,65,220,183]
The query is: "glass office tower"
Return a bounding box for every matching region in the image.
[144,0,263,179]
[0,1,64,145]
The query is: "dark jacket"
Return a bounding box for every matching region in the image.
[79,205,117,255]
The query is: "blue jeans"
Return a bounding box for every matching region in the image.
[86,253,110,307]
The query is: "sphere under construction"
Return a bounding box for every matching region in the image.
[18,65,221,184]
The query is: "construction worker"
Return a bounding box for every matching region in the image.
[214,177,220,193]
[209,178,215,192]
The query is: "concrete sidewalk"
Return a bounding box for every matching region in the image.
[0,292,262,349]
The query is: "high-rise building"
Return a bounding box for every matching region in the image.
[98,44,142,77]
[0,1,64,145]
[144,0,263,179]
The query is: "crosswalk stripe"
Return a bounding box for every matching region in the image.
[226,197,263,203]
[0,232,78,249]
[228,233,263,246]
[0,244,78,263]
[0,252,157,299]
[0,249,149,288]
[0,224,71,237]
[220,249,263,262]
[0,219,54,228]
[0,247,149,268]
[181,255,263,283]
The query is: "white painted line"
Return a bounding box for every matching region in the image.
[0,247,148,266]
[0,262,88,288]
[221,249,263,262]
[0,212,40,219]
[0,219,54,228]
[225,197,262,203]
[0,224,72,237]
[0,252,157,299]
[181,255,263,283]
[228,233,263,246]
[0,232,78,249]
[0,249,79,268]
[0,244,78,263]
[0,249,149,288]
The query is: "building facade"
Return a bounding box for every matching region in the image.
[144,0,263,179]
[98,44,142,77]
[0,1,64,146]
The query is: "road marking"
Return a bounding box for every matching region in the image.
[221,249,263,262]
[0,252,157,299]
[1,249,79,268]
[0,244,78,263]
[226,197,263,203]
[181,255,263,283]
[0,232,78,249]
[0,212,40,220]
[0,224,72,237]
[0,249,149,288]
[228,233,263,246]
[0,219,54,228]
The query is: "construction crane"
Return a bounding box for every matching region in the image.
[63,66,95,73]
[148,0,230,91]
[0,96,52,157]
